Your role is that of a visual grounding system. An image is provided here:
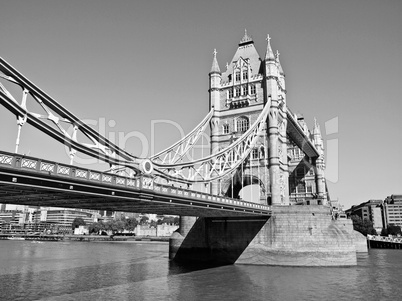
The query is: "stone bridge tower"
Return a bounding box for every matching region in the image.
[209,31,288,205]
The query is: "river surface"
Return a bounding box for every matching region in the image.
[0,240,401,301]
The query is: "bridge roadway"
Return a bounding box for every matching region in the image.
[0,151,271,217]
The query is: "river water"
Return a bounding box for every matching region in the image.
[0,240,401,301]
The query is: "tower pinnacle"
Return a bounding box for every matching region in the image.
[210,49,221,73]
[239,29,253,45]
[276,50,284,75]
[265,34,275,61]
[312,117,323,150]
[313,117,321,135]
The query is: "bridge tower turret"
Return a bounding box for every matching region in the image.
[209,48,221,110]
[276,50,290,205]
[312,119,327,203]
[264,35,289,205]
[209,49,222,156]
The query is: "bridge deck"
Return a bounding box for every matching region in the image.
[0,152,271,217]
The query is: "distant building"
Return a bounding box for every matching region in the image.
[345,199,383,233]
[157,224,179,236]
[134,224,179,237]
[0,210,23,227]
[38,208,98,226]
[74,225,89,235]
[135,225,156,236]
[382,195,402,228]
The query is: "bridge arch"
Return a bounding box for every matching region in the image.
[224,173,266,202]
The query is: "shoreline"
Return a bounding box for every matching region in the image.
[0,233,170,243]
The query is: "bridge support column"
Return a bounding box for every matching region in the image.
[169,216,196,260]
[169,216,269,265]
[268,98,281,205]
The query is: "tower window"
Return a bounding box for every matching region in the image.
[223,124,229,134]
[235,86,241,97]
[242,85,248,95]
[242,71,248,80]
[237,117,249,132]
[250,84,256,95]
[235,71,241,82]
[228,89,233,99]
[252,148,259,159]
[259,146,265,159]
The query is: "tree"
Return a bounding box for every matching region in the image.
[72,217,86,230]
[350,215,376,236]
[104,220,125,234]
[88,222,105,234]
[161,216,175,225]
[157,216,179,225]
[387,224,402,236]
[124,217,138,231]
[140,216,149,225]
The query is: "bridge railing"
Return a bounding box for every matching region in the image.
[0,151,271,213]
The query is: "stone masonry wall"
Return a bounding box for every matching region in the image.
[236,206,358,266]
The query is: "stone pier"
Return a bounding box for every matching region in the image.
[169,206,366,266]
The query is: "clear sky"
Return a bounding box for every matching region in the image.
[0,0,401,209]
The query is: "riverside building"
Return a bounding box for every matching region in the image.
[382,195,402,228]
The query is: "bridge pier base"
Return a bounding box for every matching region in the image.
[169,206,365,266]
[169,216,197,260]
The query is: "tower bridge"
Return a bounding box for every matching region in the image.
[0,31,364,266]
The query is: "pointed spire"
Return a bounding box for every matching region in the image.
[210,48,221,73]
[265,34,275,61]
[313,118,324,151]
[276,50,284,75]
[239,29,253,45]
[313,117,321,135]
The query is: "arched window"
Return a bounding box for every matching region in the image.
[237,117,249,132]
[250,84,256,95]
[235,71,241,82]
[235,86,241,97]
[223,124,229,134]
[259,146,265,159]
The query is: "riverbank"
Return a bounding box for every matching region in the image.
[0,233,169,242]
